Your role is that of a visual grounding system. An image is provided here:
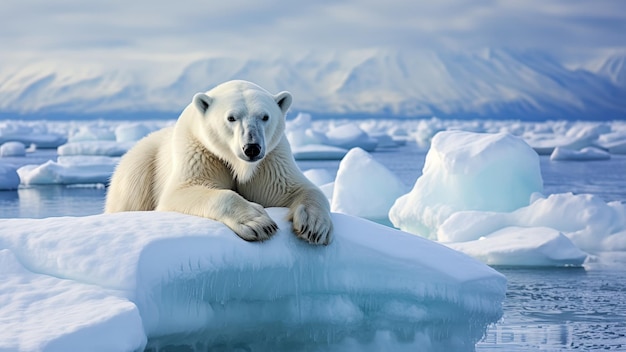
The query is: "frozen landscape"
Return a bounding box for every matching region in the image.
[2,0,625,350]
[1,116,626,351]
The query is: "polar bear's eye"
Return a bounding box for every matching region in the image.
[262,114,269,122]
[227,115,236,122]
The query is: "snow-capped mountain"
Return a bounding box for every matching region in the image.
[0,49,624,120]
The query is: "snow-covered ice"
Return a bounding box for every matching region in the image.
[439,192,626,253]
[57,141,135,157]
[332,148,408,220]
[0,121,67,149]
[0,141,26,157]
[114,123,153,142]
[0,209,505,351]
[17,156,119,185]
[446,226,588,267]
[292,144,348,160]
[550,146,611,161]
[325,123,378,152]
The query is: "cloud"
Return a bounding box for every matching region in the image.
[0,0,625,66]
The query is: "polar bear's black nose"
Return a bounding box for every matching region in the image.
[243,144,262,159]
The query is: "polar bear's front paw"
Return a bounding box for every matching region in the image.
[229,204,278,242]
[290,204,333,245]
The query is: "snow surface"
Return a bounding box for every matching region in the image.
[0,209,505,351]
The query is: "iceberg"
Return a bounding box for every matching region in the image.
[0,209,505,352]
[446,226,588,267]
[439,193,626,253]
[389,131,543,240]
[332,148,408,221]
[389,130,626,266]
[302,168,335,187]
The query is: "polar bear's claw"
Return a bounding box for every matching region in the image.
[291,204,333,246]
[232,213,278,242]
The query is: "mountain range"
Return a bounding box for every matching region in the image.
[0,49,624,121]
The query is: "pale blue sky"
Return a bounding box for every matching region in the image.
[1,0,625,67]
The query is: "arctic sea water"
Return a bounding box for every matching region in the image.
[1,143,625,351]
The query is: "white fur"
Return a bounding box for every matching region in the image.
[105,80,332,244]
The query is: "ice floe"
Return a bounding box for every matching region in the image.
[0,209,505,351]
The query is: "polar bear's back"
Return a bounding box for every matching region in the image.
[105,127,173,213]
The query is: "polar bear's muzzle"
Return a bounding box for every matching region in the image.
[243,143,263,161]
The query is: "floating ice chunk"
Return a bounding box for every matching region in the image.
[302,168,335,187]
[286,127,329,148]
[58,141,135,157]
[0,209,505,351]
[0,165,20,190]
[438,192,626,254]
[524,124,606,155]
[550,146,610,161]
[516,193,626,252]
[17,156,119,185]
[446,227,588,267]
[115,123,152,142]
[523,133,569,155]
[0,141,26,157]
[332,148,408,220]
[285,113,329,147]
[326,123,378,152]
[390,131,543,240]
[292,144,348,160]
[68,125,116,142]
[0,122,67,149]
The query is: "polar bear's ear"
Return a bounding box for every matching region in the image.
[274,91,293,115]
[193,93,213,115]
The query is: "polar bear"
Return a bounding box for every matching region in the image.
[105,80,332,245]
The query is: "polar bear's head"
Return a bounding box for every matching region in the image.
[190,80,292,180]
